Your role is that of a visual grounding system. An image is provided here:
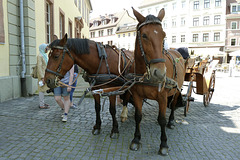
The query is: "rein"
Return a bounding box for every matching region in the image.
[46,46,74,78]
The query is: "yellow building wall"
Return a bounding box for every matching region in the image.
[0,0,9,77]
[35,0,91,54]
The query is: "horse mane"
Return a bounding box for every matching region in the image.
[49,38,90,54]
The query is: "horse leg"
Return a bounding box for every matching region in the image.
[120,92,130,122]
[92,94,101,135]
[109,95,119,139]
[157,92,169,156]
[167,92,181,129]
[130,94,143,151]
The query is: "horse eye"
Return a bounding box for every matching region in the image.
[142,34,148,39]
[54,55,59,59]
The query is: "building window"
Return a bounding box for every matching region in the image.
[214,15,220,24]
[118,35,120,38]
[172,19,176,27]
[172,3,176,10]
[203,16,209,25]
[101,19,105,25]
[148,8,151,14]
[108,41,113,46]
[172,36,176,43]
[214,32,220,41]
[181,17,185,26]
[163,20,167,28]
[68,20,72,38]
[193,1,199,10]
[231,22,237,29]
[0,0,5,43]
[128,33,131,37]
[193,34,198,42]
[203,33,209,42]
[193,18,199,26]
[46,1,53,44]
[155,7,159,14]
[231,5,240,13]
[107,29,113,35]
[182,1,186,8]
[59,9,65,39]
[231,39,236,46]
[181,35,185,42]
[215,0,221,7]
[78,0,81,12]
[204,0,210,8]
[99,30,104,37]
[90,32,95,38]
[163,4,168,10]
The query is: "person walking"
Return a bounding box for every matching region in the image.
[37,44,50,109]
[54,65,74,122]
[70,64,79,109]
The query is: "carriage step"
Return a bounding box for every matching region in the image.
[188,97,194,102]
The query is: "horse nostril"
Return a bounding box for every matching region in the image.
[47,78,51,85]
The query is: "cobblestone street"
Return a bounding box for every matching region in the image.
[0,72,240,160]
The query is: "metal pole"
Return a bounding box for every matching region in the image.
[20,0,27,96]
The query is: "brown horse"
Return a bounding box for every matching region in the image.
[128,8,187,155]
[44,35,134,138]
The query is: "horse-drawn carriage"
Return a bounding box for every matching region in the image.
[183,57,219,116]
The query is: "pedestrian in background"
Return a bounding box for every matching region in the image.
[229,57,235,77]
[37,44,50,109]
[54,65,74,122]
[70,64,79,109]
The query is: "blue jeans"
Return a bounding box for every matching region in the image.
[54,85,69,97]
[70,77,77,102]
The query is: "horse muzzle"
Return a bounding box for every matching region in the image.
[46,77,58,89]
[150,67,166,83]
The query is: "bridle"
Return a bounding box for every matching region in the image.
[45,46,74,78]
[137,17,166,76]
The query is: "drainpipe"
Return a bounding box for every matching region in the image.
[20,0,27,97]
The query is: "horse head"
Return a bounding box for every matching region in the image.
[45,33,75,88]
[133,7,166,84]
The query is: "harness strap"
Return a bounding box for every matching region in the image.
[165,50,177,79]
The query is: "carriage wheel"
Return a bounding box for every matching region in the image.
[184,81,193,117]
[203,71,216,107]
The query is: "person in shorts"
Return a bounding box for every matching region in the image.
[54,65,74,122]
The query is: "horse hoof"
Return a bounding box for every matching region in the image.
[167,123,175,129]
[92,128,101,135]
[110,132,119,139]
[121,117,127,123]
[130,142,141,151]
[158,147,169,156]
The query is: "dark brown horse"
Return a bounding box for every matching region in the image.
[44,35,134,138]
[128,8,187,155]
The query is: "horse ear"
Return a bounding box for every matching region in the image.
[157,8,165,21]
[59,33,68,46]
[132,7,145,23]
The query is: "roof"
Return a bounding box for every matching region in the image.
[116,24,137,33]
[89,10,127,30]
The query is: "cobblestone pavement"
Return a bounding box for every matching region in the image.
[0,72,240,160]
